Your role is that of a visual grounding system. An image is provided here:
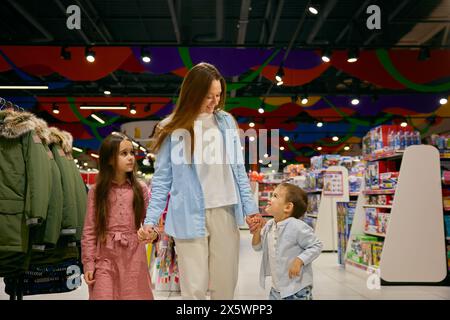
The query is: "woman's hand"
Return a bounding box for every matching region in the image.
[138,225,158,243]
[246,213,265,234]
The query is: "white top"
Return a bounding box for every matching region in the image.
[267,222,281,291]
[194,113,238,209]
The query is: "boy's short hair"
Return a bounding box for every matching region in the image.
[279,183,308,219]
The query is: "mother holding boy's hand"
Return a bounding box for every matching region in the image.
[137,62,262,300]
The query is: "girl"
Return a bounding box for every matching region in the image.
[81,132,158,300]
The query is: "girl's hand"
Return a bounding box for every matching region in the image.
[84,271,95,285]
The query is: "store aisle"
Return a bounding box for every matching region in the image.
[1,230,449,300]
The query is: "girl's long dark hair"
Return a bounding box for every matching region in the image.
[95,132,145,242]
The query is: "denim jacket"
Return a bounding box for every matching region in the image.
[253,217,323,298]
[144,110,259,239]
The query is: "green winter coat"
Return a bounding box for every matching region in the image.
[0,111,52,253]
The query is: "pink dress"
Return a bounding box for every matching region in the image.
[81,180,154,300]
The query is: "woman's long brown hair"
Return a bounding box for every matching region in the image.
[151,62,227,153]
[94,132,145,242]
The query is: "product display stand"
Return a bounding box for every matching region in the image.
[346,145,448,284]
[314,166,349,252]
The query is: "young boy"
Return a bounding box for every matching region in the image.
[252,183,323,300]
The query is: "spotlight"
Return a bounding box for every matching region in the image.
[321,48,332,63]
[258,102,265,114]
[317,146,322,151]
[280,146,285,151]
[73,147,83,153]
[351,98,360,105]
[264,153,269,158]
[316,122,323,128]
[85,47,95,63]
[418,47,430,61]
[258,160,263,164]
[332,136,339,141]
[344,146,350,151]
[347,48,359,63]
[276,80,284,86]
[130,104,137,115]
[440,97,448,105]
[275,66,285,82]
[308,6,319,15]
[282,160,287,163]
[249,136,255,142]
[52,103,60,114]
[284,136,290,142]
[249,122,255,128]
[301,95,309,104]
[60,46,71,60]
[91,114,105,124]
[104,90,111,95]
[400,122,407,127]
[141,47,151,63]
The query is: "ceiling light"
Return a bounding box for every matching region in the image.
[275,66,285,82]
[276,80,284,86]
[351,98,360,105]
[316,122,323,127]
[280,146,285,151]
[332,136,339,141]
[321,48,332,63]
[80,106,127,110]
[91,114,105,124]
[347,48,359,63]
[344,146,350,151]
[301,97,309,104]
[308,6,319,15]
[317,146,322,151]
[249,136,255,142]
[400,122,407,127]
[141,47,151,63]
[259,160,263,164]
[73,147,83,153]
[85,47,95,63]
[90,153,99,159]
[130,104,137,114]
[258,107,265,114]
[103,90,111,95]
[0,85,49,90]
[249,122,255,128]
[52,103,60,114]
[439,97,448,105]
[264,154,269,158]
[284,136,289,141]
[60,46,71,60]
[282,160,287,163]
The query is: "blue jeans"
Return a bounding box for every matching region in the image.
[269,286,313,300]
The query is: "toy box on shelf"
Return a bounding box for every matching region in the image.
[337,202,356,265]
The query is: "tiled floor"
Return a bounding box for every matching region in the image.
[1,230,449,300]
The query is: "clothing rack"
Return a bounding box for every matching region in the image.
[0,97,24,112]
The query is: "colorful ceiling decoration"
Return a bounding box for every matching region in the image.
[1,46,449,164]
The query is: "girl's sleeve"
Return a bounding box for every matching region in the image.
[81,187,97,273]
[141,182,161,243]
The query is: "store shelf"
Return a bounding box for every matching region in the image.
[259,197,269,201]
[306,213,318,218]
[446,237,450,241]
[349,192,360,197]
[363,150,404,161]
[364,230,386,238]
[363,189,396,195]
[440,153,450,159]
[444,206,450,211]
[345,259,375,271]
[363,204,392,209]
[304,189,323,194]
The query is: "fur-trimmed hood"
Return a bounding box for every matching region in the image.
[0,110,73,152]
[48,127,73,153]
[0,109,38,139]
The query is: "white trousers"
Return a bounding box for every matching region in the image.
[174,206,240,300]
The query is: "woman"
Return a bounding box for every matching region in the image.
[138,62,261,300]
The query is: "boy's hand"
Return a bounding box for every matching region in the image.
[246,213,265,234]
[84,271,95,286]
[288,258,304,279]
